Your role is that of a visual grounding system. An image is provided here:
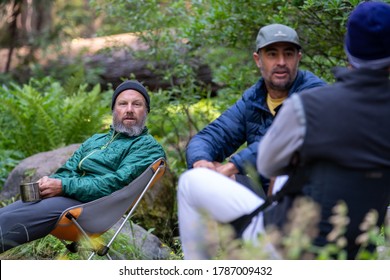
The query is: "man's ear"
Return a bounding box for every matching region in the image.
[253,51,262,68]
[297,50,302,61]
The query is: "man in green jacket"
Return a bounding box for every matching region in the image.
[0,80,165,253]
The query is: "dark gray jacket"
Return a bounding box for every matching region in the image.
[257,67,390,259]
[258,67,390,178]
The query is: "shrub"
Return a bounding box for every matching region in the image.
[0,77,112,188]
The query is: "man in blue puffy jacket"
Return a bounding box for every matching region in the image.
[186,24,326,195]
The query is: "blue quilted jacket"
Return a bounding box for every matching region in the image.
[186,70,326,188]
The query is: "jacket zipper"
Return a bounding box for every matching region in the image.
[78,132,120,172]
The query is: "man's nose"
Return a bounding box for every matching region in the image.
[276,54,286,65]
[125,104,135,112]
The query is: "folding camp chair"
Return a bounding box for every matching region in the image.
[50,157,166,260]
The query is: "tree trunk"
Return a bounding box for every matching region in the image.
[5,1,22,73]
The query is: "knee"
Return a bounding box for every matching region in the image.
[0,211,11,226]
[177,168,212,199]
[178,169,196,197]
[0,211,22,233]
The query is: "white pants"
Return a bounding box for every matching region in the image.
[177,168,267,259]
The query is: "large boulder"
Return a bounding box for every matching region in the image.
[0,144,80,201]
[109,219,171,260]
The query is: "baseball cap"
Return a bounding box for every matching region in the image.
[256,24,301,51]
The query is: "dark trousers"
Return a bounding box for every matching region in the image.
[0,197,81,253]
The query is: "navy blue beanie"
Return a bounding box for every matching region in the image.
[345,1,390,68]
[111,80,150,112]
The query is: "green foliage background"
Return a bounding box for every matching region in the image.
[1,0,390,259]
[0,77,111,185]
[88,0,374,174]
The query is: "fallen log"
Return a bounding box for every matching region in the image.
[1,32,219,92]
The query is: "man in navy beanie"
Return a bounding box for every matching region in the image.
[177,1,390,260]
[0,80,165,253]
[344,1,390,69]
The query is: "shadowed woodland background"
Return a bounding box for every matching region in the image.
[1,0,389,259]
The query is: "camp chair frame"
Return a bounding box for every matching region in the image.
[50,157,166,260]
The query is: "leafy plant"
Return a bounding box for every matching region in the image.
[0,76,111,158]
[0,76,111,188]
[0,149,24,187]
[0,220,180,260]
[203,198,390,260]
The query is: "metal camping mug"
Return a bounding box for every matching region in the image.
[20,182,42,202]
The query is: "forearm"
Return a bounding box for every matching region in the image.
[186,102,247,168]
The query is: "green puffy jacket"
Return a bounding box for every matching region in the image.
[51,126,165,202]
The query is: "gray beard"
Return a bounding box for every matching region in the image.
[112,112,147,137]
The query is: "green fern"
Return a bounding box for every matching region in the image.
[0,77,111,158]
